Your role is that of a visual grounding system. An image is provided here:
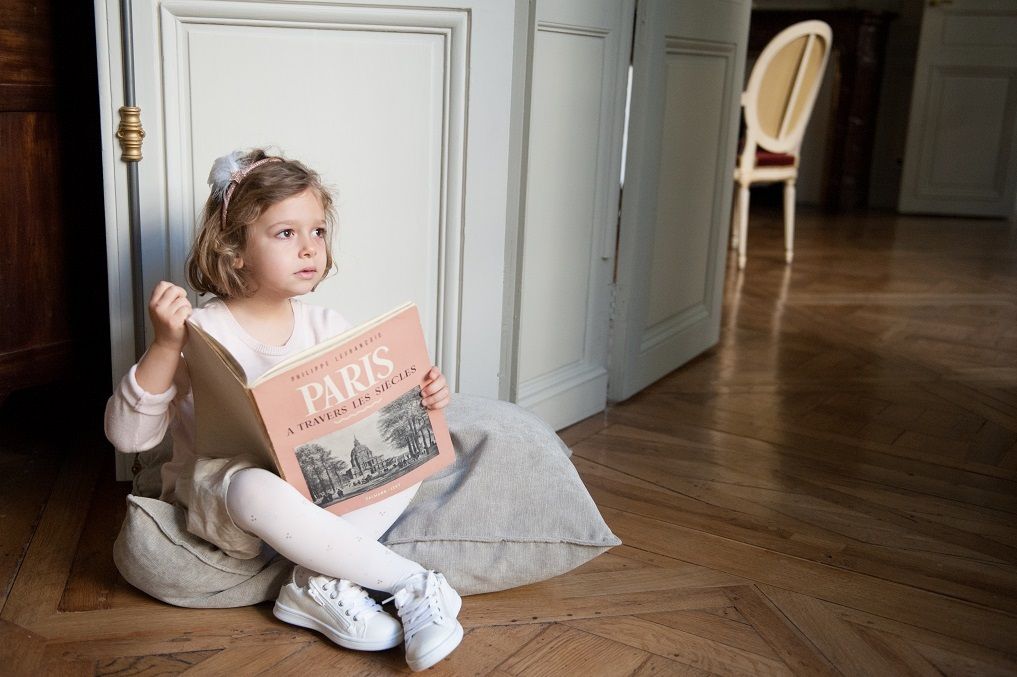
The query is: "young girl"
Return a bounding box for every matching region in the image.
[105,149,463,672]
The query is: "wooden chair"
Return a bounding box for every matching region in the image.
[732,20,832,269]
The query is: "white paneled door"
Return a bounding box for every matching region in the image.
[96,0,521,478]
[609,0,750,401]
[97,0,519,392]
[899,0,1017,217]
[513,0,634,430]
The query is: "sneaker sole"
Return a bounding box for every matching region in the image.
[407,621,464,672]
[273,601,402,651]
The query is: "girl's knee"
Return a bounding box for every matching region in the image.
[226,467,282,517]
[229,466,276,492]
[227,467,311,515]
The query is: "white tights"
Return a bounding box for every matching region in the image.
[226,468,426,593]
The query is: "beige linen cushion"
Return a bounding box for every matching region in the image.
[113,395,620,606]
[114,494,292,608]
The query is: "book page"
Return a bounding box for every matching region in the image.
[184,322,276,468]
[253,302,413,386]
[249,304,454,515]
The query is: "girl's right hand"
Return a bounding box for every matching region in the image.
[149,281,192,351]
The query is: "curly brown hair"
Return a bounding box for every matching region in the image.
[186,149,336,298]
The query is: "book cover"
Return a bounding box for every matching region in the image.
[185,303,454,516]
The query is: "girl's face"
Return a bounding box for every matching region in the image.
[238,188,328,301]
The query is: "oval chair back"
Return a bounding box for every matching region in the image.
[733,20,832,269]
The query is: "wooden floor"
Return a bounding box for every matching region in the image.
[3,208,1017,675]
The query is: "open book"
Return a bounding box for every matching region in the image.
[183,302,454,516]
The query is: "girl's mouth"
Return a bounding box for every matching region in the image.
[296,268,318,279]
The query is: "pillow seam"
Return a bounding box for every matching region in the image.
[130,498,267,575]
[383,536,620,547]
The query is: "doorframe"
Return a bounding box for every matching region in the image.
[499,0,536,403]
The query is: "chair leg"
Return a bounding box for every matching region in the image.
[737,183,750,270]
[783,179,795,264]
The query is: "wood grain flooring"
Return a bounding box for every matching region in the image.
[2,208,1016,675]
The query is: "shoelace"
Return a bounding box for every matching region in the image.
[383,572,444,640]
[312,577,382,623]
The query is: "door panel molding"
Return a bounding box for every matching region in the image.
[160,1,465,374]
[156,2,467,379]
[899,0,1017,216]
[642,36,738,350]
[915,66,1016,200]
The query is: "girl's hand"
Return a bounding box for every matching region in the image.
[149,281,192,352]
[420,367,450,410]
[135,282,191,394]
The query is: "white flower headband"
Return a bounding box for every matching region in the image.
[207,150,283,225]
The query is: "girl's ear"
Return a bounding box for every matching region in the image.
[232,256,244,270]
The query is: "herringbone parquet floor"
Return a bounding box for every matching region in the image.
[2,208,1016,675]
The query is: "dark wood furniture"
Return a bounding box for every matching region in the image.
[0,0,109,402]
[750,9,895,211]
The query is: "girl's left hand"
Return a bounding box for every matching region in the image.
[420,367,450,410]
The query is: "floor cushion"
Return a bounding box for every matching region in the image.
[113,394,620,606]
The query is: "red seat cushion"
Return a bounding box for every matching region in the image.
[755,150,795,167]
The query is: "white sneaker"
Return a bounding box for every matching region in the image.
[273,566,402,651]
[385,571,464,672]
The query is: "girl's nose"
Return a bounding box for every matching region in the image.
[300,236,317,256]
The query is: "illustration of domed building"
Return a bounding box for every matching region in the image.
[349,437,382,477]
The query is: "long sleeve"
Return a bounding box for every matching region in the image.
[104,362,181,453]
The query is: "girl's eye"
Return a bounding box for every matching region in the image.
[313,227,327,238]
[276,229,295,239]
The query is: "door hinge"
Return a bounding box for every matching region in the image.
[608,283,619,326]
[116,106,145,162]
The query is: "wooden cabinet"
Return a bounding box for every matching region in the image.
[0,0,109,401]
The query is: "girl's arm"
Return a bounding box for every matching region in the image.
[103,364,182,452]
[135,281,192,393]
[104,282,193,452]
